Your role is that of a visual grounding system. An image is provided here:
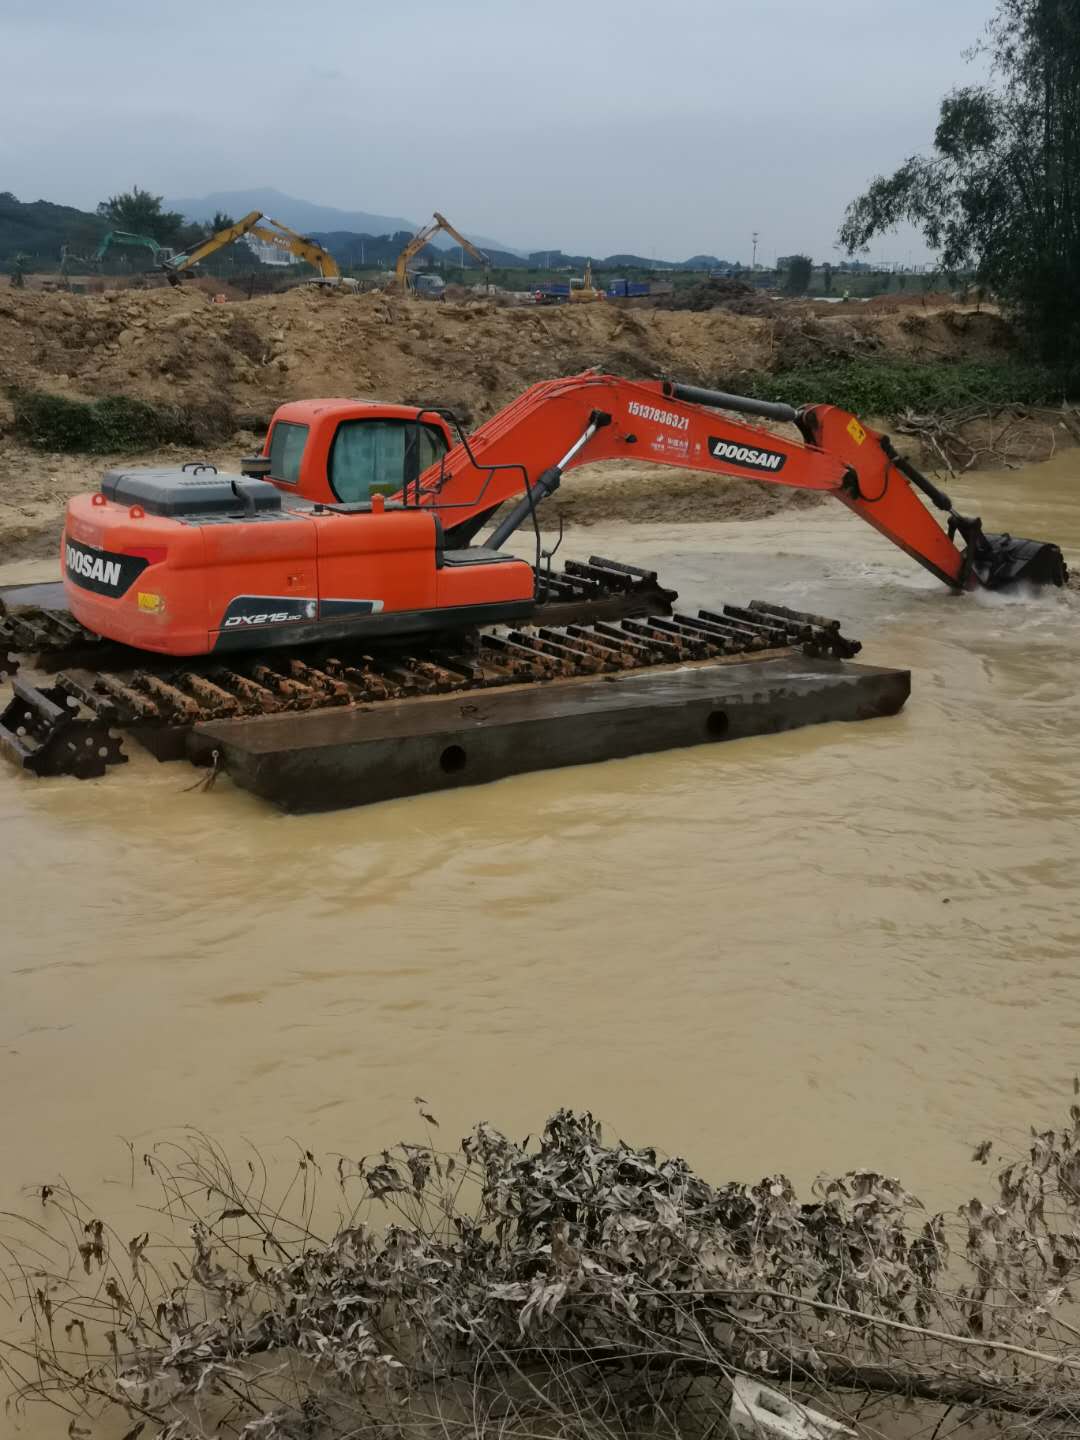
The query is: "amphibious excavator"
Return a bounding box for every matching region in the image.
[0,373,1066,789]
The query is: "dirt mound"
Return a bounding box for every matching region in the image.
[654,277,775,316]
[0,287,1019,557]
[554,461,824,526]
[0,287,1014,436]
[0,286,772,431]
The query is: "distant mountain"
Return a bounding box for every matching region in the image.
[602,254,677,270]
[527,248,739,272]
[311,231,525,269]
[682,255,735,270]
[166,188,525,257]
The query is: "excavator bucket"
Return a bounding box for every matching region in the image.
[809,418,1070,594]
[968,531,1068,589]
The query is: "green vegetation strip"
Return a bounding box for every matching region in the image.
[11,390,233,453]
[731,361,1074,417]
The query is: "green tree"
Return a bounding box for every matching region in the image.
[96,187,185,246]
[781,254,813,294]
[840,0,1080,364]
[206,211,236,236]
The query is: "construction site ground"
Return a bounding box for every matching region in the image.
[0,285,1069,560]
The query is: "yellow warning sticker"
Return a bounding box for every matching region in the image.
[846,417,867,446]
[137,591,164,612]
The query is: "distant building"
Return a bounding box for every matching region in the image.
[242,235,293,268]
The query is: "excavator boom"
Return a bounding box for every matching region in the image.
[394,211,489,292]
[432,211,488,268]
[165,212,340,280]
[405,374,1065,591]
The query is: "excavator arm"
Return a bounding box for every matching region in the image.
[404,374,1065,591]
[431,211,488,269]
[165,211,264,275]
[252,218,340,278]
[94,231,164,263]
[394,211,489,292]
[164,212,340,281]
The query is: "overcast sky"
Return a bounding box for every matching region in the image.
[1,0,993,263]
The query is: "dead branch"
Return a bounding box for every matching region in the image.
[5,1102,1080,1439]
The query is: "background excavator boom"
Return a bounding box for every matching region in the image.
[394,211,489,293]
[164,212,340,281]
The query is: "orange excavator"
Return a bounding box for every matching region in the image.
[54,374,1065,659]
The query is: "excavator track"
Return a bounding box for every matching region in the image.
[0,572,860,780]
[0,554,860,782]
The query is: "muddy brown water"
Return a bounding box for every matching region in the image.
[0,459,1078,1430]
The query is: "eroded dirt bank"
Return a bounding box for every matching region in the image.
[0,284,1060,558]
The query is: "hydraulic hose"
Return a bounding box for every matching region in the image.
[878,435,954,512]
[660,381,799,426]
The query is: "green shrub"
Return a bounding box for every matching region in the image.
[10,389,234,453]
[720,361,1074,417]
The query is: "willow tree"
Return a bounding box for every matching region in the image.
[840,0,1080,366]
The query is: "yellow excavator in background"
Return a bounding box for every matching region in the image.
[394,212,488,294]
[163,212,354,288]
[568,259,603,304]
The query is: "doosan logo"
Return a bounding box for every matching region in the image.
[708,437,787,473]
[66,544,121,588]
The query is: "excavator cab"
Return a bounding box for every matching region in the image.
[243,401,454,506]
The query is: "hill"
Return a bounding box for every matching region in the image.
[0,192,105,262]
[166,188,525,257]
[309,230,525,269]
[527,248,739,272]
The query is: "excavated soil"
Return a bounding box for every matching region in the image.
[0,286,1020,556]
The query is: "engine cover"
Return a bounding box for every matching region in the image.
[100,466,282,518]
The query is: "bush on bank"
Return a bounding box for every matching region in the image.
[9,389,234,453]
[728,360,1074,417]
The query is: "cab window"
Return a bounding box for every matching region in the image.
[329,420,447,503]
[267,421,308,484]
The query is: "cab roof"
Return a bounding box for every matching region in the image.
[270,399,432,426]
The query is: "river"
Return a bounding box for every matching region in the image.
[1,455,1077,1307]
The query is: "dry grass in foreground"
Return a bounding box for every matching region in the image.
[4,1102,1080,1439]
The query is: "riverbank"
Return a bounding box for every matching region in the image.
[1,284,1076,557]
